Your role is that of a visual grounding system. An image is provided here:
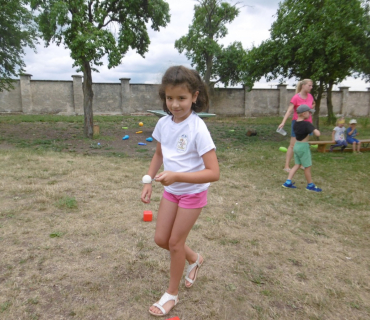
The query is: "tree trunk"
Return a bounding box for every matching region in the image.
[204,54,213,112]
[312,80,324,138]
[326,80,336,125]
[82,60,94,139]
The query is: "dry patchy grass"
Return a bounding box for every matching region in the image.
[0,118,370,320]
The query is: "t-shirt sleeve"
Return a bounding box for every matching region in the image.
[195,121,216,157]
[307,122,315,133]
[152,117,164,143]
[290,95,298,105]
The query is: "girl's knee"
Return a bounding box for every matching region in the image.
[154,234,169,249]
[168,237,184,253]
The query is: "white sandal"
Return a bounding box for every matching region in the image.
[149,292,178,317]
[185,253,203,288]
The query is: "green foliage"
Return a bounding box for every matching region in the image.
[358,0,370,82]
[246,0,368,84]
[31,0,170,138]
[0,0,38,91]
[244,0,369,127]
[175,0,244,87]
[214,41,248,87]
[32,0,170,70]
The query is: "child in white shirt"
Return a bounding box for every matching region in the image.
[330,118,347,152]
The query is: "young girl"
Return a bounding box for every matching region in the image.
[346,119,362,153]
[278,79,316,172]
[330,118,347,152]
[141,66,219,317]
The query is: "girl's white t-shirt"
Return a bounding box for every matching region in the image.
[152,112,216,195]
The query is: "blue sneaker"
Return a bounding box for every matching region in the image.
[282,182,296,189]
[306,184,322,192]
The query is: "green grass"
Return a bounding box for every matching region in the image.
[55,196,78,209]
[0,115,369,319]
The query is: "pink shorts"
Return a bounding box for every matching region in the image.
[163,190,208,209]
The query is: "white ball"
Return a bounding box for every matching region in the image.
[142,175,152,183]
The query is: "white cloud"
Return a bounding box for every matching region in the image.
[22,0,369,91]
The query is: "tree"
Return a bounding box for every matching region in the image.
[244,0,368,128]
[0,0,38,92]
[358,0,370,82]
[175,0,246,91]
[31,0,170,138]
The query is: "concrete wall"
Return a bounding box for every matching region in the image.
[92,83,121,114]
[30,81,74,114]
[1,74,370,117]
[0,81,22,113]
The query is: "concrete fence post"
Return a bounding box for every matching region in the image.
[20,74,33,114]
[72,75,83,115]
[120,78,131,114]
[338,86,350,116]
[277,84,288,116]
[243,85,253,117]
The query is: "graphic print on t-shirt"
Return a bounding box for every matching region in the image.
[177,134,188,152]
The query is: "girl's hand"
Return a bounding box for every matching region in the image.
[155,171,176,186]
[278,123,285,129]
[141,184,152,203]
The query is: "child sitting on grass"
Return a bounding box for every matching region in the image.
[282,104,322,192]
[346,119,362,154]
[330,118,347,152]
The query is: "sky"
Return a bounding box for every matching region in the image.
[23,0,369,91]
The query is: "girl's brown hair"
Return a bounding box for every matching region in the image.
[159,66,209,114]
[296,79,313,93]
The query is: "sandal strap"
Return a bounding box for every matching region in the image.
[152,303,166,315]
[153,292,178,315]
[185,253,201,283]
[186,254,201,273]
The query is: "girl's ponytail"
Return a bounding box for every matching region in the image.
[296,79,313,93]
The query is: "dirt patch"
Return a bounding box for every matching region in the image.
[0,122,157,157]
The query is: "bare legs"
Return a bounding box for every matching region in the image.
[287,164,312,184]
[149,197,202,315]
[284,137,296,171]
[351,142,362,153]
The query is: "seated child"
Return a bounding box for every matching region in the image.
[282,104,322,192]
[330,118,347,152]
[346,119,362,154]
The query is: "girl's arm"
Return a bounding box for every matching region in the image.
[155,149,220,186]
[313,129,320,137]
[278,103,294,129]
[140,142,163,203]
[332,130,335,142]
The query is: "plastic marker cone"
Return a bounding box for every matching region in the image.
[122,127,128,129]
[279,147,287,152]
[146,137,153,142]
[143,210,152,222]
[136,131,143,134]
[166,317,180,320]
[139,122,144,126]
[122,135,129,140]
[138,142,147,146]
[311,144,318,148]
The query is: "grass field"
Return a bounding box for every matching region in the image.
[0,115,369,320]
